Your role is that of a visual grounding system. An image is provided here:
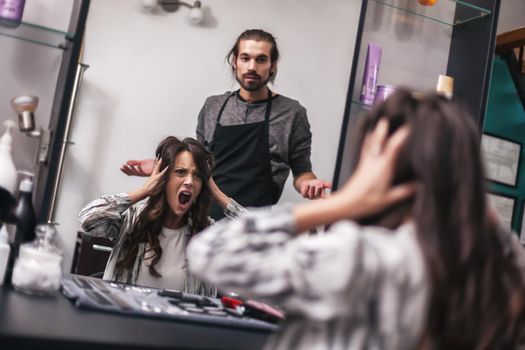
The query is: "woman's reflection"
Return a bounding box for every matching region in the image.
[78,136,244,296]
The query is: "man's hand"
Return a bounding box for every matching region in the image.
[299,179,332,199]
[120,159,155,177]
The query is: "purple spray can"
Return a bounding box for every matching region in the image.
[0,0,25,28]
[360,43,382,105]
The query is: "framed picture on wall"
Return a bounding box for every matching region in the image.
[481,133,522,187]
[487,193,516,230]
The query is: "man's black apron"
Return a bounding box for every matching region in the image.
[207,90,277,220]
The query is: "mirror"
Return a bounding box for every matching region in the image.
[50,0,363,284]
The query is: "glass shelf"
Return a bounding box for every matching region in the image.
[350,100,374,114]
[370,0,491,26]
[0,19,74,49]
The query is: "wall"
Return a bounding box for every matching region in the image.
[54,0,362,271]
[497,0,525,34]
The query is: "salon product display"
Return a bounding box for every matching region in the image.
[360,43,382,105]
[0,0,25,28]
[11,224,62,295]
[60,274,280,331]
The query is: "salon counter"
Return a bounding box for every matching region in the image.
[0,285,273,350]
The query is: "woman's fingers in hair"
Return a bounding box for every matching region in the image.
[362,118,410,160]
[152,157,161,174]
[383,182,416,208]
[383,125,410,162]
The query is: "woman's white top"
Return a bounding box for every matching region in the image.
[136,226,188,290]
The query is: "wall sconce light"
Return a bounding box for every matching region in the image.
[141,0,204,25]
[10,95,51,164]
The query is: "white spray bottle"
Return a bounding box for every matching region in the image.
[0,120,17,195]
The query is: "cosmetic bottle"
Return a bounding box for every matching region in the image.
[0,120,17,196]
[13,175,36,244]
[436,74,454,99]
[3,174,36,285]
[0,120,17,230]
[360,43,382,105]
[0,226,10,285]
[0,0,25,28]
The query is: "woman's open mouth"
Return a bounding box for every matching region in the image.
[178,191,192,206]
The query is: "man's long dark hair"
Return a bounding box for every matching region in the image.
[226,29,279,83]
[114,136,214,280]
[351,90,525,348]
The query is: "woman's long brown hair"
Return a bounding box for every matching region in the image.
[351,90,525,348]
[114,136,214,280]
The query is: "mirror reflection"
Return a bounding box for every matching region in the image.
[54,0,362,289]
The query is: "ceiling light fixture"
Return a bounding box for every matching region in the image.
[142,0,204,25]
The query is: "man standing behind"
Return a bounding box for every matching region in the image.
[122,29,330,219]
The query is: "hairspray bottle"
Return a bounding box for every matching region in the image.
[360,43,382,105]
[0,0,25,28]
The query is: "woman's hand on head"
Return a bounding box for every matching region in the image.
[339,119,415,218]
[293,119,414,233]
[127,158,167,204]
[140,158,168,197]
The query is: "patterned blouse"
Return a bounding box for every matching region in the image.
[188,206,525,349]
[187,205,429,349]
[78,193,245,297]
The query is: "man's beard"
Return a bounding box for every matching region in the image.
[236,72,270,92]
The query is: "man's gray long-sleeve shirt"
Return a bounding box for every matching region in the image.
[196,91,313,201]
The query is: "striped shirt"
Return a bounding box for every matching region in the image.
[78,193,245,297]
[187,205,429,349]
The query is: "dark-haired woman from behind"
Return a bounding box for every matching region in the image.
[187,91,525,348]
[79,136,244,297]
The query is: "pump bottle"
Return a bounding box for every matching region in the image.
[0,120,17,195]
[4,175,36,285]
[0,120,17,228]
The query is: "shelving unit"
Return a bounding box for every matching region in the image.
[0,0,91,221]
[371,0,490,26]
[0,19,74,49]
[332,0,500,190]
